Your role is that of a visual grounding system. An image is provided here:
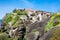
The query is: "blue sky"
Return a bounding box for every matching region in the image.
[0,0,60,19]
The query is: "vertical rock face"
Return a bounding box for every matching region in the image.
[27,32,36,40]
[26,31,39,40]
[27,17,50,32]
[25,17,50,40]
[1,8,53,40]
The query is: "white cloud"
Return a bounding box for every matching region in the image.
[21,0,34,8]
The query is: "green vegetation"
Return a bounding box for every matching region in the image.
[0,33,8,40]
[0,33,14,40]
[45,13,60,31]
[50,28,60,40]
[3,9,27,27]
[1,9,27,40]
[13,9,27,15]
[1,9,60,40]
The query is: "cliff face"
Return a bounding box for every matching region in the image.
[2,9,60,40]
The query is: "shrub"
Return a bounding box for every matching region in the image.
[0,33,8,40]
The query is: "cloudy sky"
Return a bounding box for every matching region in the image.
[0,0,60,19]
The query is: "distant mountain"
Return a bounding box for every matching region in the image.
[0,19,2,26]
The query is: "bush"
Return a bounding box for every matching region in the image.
[44,27,60,40]
[45,14,60,31]
[0,33,8,40]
